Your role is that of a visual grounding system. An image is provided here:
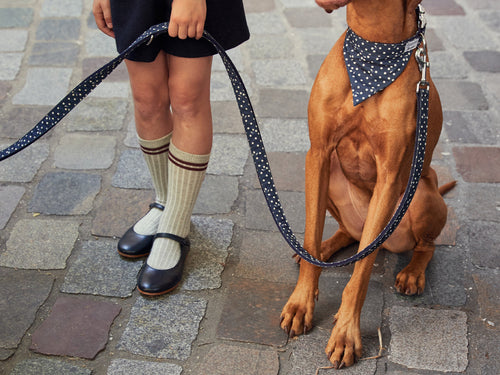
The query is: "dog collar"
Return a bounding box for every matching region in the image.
[343,6,426,106]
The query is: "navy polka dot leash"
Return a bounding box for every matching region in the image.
[0,8,430,267]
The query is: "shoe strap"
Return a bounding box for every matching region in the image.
[154,232,189,247]
[149,202,165,211]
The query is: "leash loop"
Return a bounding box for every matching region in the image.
[0,20,430,268]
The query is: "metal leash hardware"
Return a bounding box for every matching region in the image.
[0,21,430,268]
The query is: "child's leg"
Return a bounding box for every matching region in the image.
[125,51,172,139]
[143,55,212,277]
[119,52,171,249]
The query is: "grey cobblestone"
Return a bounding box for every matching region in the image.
[246,34,295,59]
[429,51,470,78]
[0,53,23,80]
[10,358,91,375]
[389,306,468,372]
[0,106,52,138]
[435,80,489,110]
[0,142,49,182]
[89,81,130,98]
[107,359,182,375]
[13,67,72,105]
[0,30,29,52]
[0,268,53,350]
[118,294,207,360]
[252,59,308,86]
[54,133,116,169]
[61,240,142,297]
[210,71,253,101]
[65,98,129,131]
[35,19,80,41]
[207,134,248,175]
[193,175,239,214]
[259,118,310,151]
[194,344,279,375]
[40,0,83,18]
[430,16,499,50]
[479,10,500,32]
[112,149,153,189]
[0,218,80,269]
[246,12,287,35]
[0,8,33,28]
[84,30,117,57]
[257,88,309,118]
[0,186,24,229]
[29,172,101,215]
[28,42,79,66]
[290,330,378,375]
[181,216,233,290]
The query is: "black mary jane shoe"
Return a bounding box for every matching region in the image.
[137,233,190,296]
[117,202,165,258]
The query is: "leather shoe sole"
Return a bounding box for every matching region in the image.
[117,203,164,258]
[137,233,190,296]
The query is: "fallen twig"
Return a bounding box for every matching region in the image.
[315,365,335,375]
[359,327,386,361]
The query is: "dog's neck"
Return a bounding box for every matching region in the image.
[346,0,420,43]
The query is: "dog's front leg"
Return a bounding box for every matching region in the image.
[281,148,331,337]
[326,175,402,368]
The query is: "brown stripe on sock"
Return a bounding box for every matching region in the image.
[168,153,208,171]
[141,144,169,155]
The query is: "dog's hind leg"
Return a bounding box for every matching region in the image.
[394,170,448,295]
[320,227,356,259]
[293,225,356,264]
[395,240,434,295]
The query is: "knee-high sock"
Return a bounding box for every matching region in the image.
[133,133,171,236]
[146,142,209,269]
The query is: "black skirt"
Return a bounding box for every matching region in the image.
[110,0,249,61]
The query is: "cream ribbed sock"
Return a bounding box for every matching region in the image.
[146,142,210,270]
[133,133,172,236]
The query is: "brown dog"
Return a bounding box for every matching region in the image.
[280,0,454,368]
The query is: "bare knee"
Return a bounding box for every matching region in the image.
[169,81,210,122]
[132,85,170,123]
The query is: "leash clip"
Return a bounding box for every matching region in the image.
[415,33,430,92]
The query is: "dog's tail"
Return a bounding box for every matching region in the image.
[439,181,457,196]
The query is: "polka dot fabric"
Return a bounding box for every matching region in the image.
[0,10,431,267]
[343,7,426,106]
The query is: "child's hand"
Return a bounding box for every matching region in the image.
[92,0,114,37]
[169,0,207,40]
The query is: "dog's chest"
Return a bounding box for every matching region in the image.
[335,133,377,188]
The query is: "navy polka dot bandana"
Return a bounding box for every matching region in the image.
[344,9,426,106]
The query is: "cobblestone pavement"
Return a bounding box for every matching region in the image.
[1,0,499,374]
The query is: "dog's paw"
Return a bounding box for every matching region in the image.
[395,267,426,295]
[325,313,363,368]
[280,288,318,337]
